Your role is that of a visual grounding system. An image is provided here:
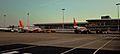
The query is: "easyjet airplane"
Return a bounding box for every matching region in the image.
[73,18,90,34]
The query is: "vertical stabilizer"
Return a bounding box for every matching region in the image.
[74,18,77,29]
[19,20,23,28]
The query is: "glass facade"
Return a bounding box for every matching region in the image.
[86,19,120,31]
[34,22,87,29]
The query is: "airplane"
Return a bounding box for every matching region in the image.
[0,25,18,32]
[18,19,42,33]
[73,18,90,34]
[0,27,12,32]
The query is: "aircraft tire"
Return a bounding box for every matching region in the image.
[74,30,79,34]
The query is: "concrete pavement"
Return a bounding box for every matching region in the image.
[0,32,120,54]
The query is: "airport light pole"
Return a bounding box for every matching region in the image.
[27,12,30,28]
[62,8,65,29]
[116,3,120,32]
[3,14,6,27]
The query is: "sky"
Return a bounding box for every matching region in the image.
[0,0,120,26]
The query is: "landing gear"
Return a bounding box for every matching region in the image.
[18,28,25,33]
[74,30,79,34]
[74,30,90,34]
[96,30,103,34]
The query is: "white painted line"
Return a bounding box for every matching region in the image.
[60,38,103,54]
[2,51,19,54]
[1,46,36,53]
[23,53,32,54]
[93,37,115,54]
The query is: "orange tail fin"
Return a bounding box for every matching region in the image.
[74,18,77,29]
[19,20,23,28]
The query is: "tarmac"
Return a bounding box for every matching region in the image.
[0,32,120,54]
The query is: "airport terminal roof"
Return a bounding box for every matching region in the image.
[86,19,120,22]
[34,22,88,26]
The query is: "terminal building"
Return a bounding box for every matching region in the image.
[34,22,87,29]
[34,16,120,32]
[86,16,120,31]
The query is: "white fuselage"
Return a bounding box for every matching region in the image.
[76,26,88,32]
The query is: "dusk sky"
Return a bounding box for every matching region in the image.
[0,0,119,26]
